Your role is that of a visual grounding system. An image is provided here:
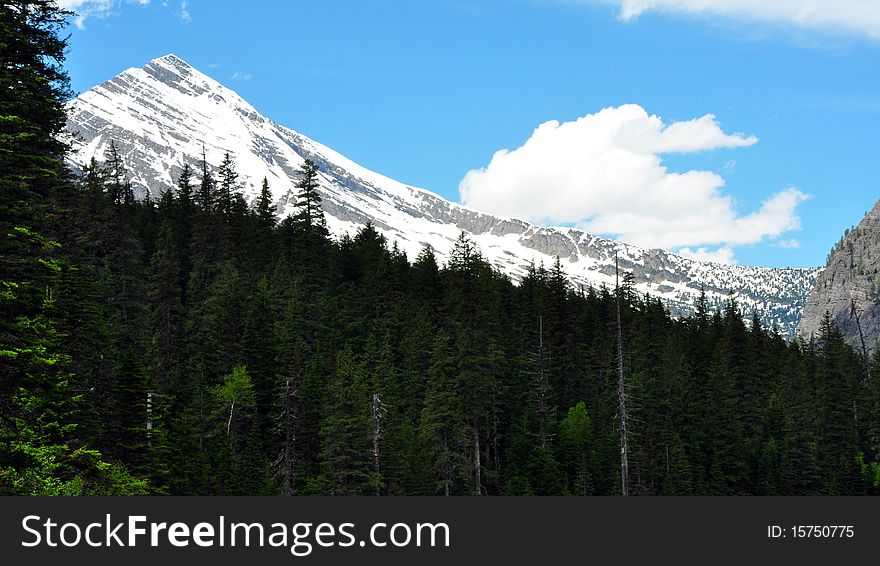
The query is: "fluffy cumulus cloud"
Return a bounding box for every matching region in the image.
[459,104,808,264]
[580,0,880,40]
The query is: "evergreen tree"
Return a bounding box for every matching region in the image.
[197,148,215,212]
[0,0,146,495]
[291,158,328,237]
[419,332,467,495]
[216,152,239,223]
[319,348,375,495]
[256,176,277,227]
[176,163,195,209]
[146,222,183,389]
[816,312,860,493]
[104,141,131,205]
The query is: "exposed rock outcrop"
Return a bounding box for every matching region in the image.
[798,200,880,354]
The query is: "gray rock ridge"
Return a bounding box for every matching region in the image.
[797,200,880,353]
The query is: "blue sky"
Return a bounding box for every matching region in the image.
[61,0,880,268]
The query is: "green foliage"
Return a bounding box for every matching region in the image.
[6,169,876,495]
[318,349,375,495]
[213,364,257,442]
[3,0,876,496]
[558,402,594,495]
[292,159,325,228]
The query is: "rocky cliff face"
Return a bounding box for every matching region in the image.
[64,54,820,337]
[798,200,880,353]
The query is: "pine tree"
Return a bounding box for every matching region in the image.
[171,164,194,294]
[0,1,70,199]
[146,222,183,389]
[104,141,129,205]
[216,152,239,223]
[176,163,195,209]
[319,348,374,495]
[197,148,215,212]
[256,177,277,227]
[419,332,466,495]
[240,277,279,439]
[816,312,860,493]
[292,159,324,227]
[0,0,146,495]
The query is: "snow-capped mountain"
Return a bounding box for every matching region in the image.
[65,54,820,337]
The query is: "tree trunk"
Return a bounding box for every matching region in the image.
[616,254,629,497]
[372,393,383,496]
[473,425,481,496]
[227,397,235,439]
[443,431,450,497]
[277,378,297,496]
[537,316,547,448]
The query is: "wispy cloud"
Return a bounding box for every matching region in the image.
[58,0,115,29]
[58,0,188,29]
[178,0,191,23]
[562,0,880,41]
[459,104,808,264]
[230,71,253,81]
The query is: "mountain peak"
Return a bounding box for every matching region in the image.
[145,53,198,75]
[131,53,226,101]
[152,53,188,65]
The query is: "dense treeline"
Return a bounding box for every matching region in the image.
[10,150,880,496]
[3,1,880,496]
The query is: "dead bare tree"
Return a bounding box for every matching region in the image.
[848,299,872,449]
[473,424,482,496]
[525,316,554,449]
[372,393,386,496]
[616,253,630,497]
[146,391,154,447]
[274,378,298,496]
[145,392,168,448]
[850,298,871,371]
[442,431,452,497]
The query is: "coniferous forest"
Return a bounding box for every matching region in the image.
[3,1,880,497]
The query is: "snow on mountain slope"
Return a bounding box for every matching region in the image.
[65,54,821,337]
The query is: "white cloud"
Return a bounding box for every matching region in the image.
[778,238,801,249]
[231,71,253,81]
[459,104,808,264]
[59,0,151,29]
[178,0,191,23]
[58,0,112,29]
[678,246,737,265]
[579,0,880,40]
